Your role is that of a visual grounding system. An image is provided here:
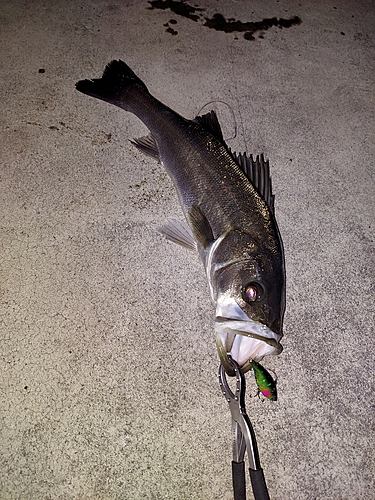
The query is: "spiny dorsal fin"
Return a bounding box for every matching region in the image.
[194,111,224,143]
[188,204,214,249]
[230,151,275,213]
[158,220,197,252]
[130,134,159,160]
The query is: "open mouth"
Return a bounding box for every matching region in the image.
[214,296,282,374]
[215,319,282,374]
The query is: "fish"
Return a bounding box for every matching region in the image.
[76,60,286,375]
[250,360,277,401]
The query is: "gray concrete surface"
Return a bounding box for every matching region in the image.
[1,1,374,499]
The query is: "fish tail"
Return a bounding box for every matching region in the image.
[75,60,148,110]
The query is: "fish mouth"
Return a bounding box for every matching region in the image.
[215,319,283,374]
[214,296,282,374]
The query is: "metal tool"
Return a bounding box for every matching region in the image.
[219,356,270,500]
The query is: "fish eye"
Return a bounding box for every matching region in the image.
[242,282,263,303]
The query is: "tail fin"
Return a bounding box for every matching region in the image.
[75,60,148,108]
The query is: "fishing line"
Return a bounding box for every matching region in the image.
[229,36,248,153]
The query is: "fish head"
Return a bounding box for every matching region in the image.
[209,230,285,374]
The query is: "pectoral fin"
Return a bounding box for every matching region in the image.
[158,220,197,251]
[188,204,214,249]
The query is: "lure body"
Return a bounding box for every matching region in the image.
[250,360,277,401]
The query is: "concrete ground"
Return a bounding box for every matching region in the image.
[1,1,374,499]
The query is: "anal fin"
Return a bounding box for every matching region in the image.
[130,134,159,160]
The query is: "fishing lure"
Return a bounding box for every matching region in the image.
[250,360,277,401]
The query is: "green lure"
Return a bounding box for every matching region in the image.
[250,360,277,401]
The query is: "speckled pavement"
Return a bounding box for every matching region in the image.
[1,1,374,499]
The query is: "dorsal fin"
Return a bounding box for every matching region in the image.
[194,111,224,142]
[195,112,275,213]
[230,151,275,213]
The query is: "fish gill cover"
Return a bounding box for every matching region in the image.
[148,0,302,41]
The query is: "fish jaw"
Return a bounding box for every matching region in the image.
[214,295,283,374]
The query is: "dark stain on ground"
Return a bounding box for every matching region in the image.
[148,0,204,22]
[164,19,178,35]
[204,13,302,40]
[165,24,178,35]
[148,0,302,40]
